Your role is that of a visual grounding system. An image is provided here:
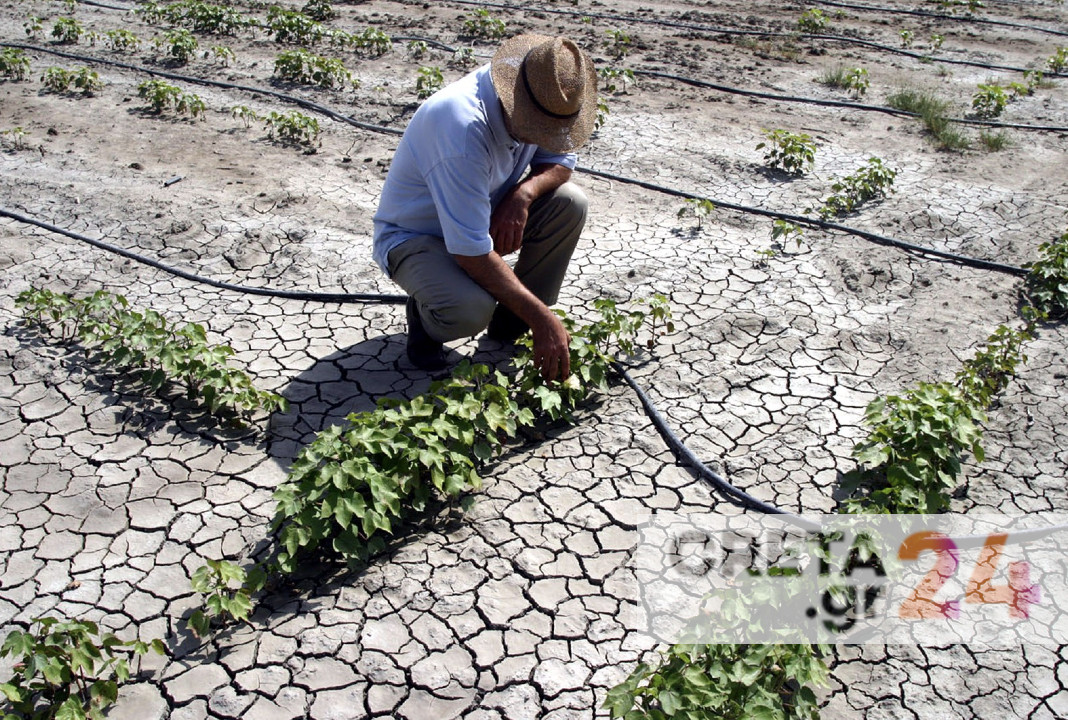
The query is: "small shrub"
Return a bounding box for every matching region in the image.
[231,104,260,127]
[207,44,235,66]
[978,129,1010,151]
[41,66,104,95]
[301,0,336,21]
[677,198,716,228]
[141,0,247,35]
[756,128,816,175]
[899,29,914,48]
[0,617,165,720]
[1045,46,1067,73]
[1023,229,1068,319]
[462,8,506,39]
[105,28,141,52]
[955,324,1032,409]
[971,82,1007,118]
[450,46,476,69]
[1024,69,1047,91]
[137,79,206,117]
[598,66,635,94]
[820,66,869,98]
[187,560,266,638]
[0,48,31,81]
[815,157,898,218]
[24,15,43,39]
[351,27,392,57]
[930,33,944,50]
[407,39,429,60]
[51,16,84,44]
[603,29,632,60]
[274,49,354,89]
[797,8,828,32]
[416,65,443,99]
[605,643,828,720]
[266,7,324,45]
[264,110,321,146]
[155,28,199,65]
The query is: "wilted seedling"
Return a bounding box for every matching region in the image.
[24,15,43,39]
[603,29,632,60]
[407,39,429,60]
[207,45,235,66]
[416,65,444,99]
[677,198,716,228]
[930,33,944,50]
[231,104,260,128]
[594,96,610,132]
[0,126,28,150]
[899,29,914,48]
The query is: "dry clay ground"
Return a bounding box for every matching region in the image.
[1,0,1068,717]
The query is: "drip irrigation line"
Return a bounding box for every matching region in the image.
[436,0,1068,77]
[0,207,408,304]
[810,0,1068,38]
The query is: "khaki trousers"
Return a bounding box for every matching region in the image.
[386,182,587,342]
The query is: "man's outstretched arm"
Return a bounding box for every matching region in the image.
[453,251,571,382]
[489,164,572,256]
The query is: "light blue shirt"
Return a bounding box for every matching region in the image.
[372,64,577,275]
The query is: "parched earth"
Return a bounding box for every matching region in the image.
[2,0,1068,718]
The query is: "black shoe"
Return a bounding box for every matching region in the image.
[486,308,529,344]
[406,298,447,370]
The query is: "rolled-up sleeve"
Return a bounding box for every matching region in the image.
[532,149,578,170]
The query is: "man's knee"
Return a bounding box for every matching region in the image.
[422,292,497,341]
[551,182,588,224]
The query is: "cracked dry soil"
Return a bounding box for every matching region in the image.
[1,0,1068,718]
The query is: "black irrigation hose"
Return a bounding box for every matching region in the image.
[438,0,1068,78]
[0,207,408,304]
[1,43,1031,276]
[811,0,1068,38]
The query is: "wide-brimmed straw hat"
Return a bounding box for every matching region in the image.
[490,34,598,153]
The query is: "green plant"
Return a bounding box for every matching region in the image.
[268,298,669,573]
[954,324,1032,409]
[899,29,914,48]
[756,129,816,175]
[930,33,944,50]
[24,15,44,39]
[936,0,985,13]
[51,17,84,44]
[274,49,353,88]
[407,39,429,60]
[301,0,335,21]
[206,44,235,65]
[598,66,636,94]
[819,66,869,98]
[603,29,632,60]
[263,110,320,146]
[137,79,206,117]
[231,104,260,127]
[155,28,199,64]
[16,288,285,420]
[0,126,28,150]
[771,219,805,248]
[1045,46,1067,73]
[677,198,716,228]
[140,0,247,35]
[462,8,506,39]
[104,28,141,52]
[0,48,31,81]
[416,65,444,99]
[886,87,969,150]
[815,157,898,218]
[186,560,266,638]
[841,381,985,514]
[266,7,324,45]
[41,66,103,95]
[797,8,828,33]
[351,27,392,57]
[1023,229,1068,319]
[451,46,476,69]
[1024,69,1047,91]
[594,96,610,132]
[0,617,165,720]
[605,643,827,720]
[978,129,1009,151]
[971,82,1007,118]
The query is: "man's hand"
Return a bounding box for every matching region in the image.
[531,312,571,382]
[489,185,532,255]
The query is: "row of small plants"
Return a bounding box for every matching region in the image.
[15,287,287,422]
[841,228,1068,514]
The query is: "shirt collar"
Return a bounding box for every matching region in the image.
[479,66,520,150]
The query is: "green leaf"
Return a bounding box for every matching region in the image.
[55,697,87,720]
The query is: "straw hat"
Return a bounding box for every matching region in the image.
[490,34,598,153]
